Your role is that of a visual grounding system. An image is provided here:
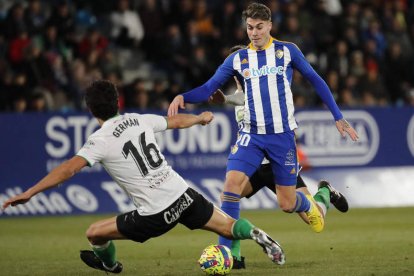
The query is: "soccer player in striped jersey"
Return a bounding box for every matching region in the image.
[168,1,358,240]
[2,80,286,273]
[210,70,349,268]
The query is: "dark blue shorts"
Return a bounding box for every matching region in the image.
[227,131,298,186]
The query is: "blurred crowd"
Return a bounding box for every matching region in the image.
[1,0,414,113]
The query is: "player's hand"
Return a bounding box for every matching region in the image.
[2,192,31,209]
[209,89,226,104]
[336,119,359,141]
[199,111,214,125]
[168,95,185,117]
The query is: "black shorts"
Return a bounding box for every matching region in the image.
[246,164,307,198]
[116,187,214,243]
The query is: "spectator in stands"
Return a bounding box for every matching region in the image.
[383,42,410,104]
[2,2,26,39]
[385,17,413,58]
[24,0,48,36]
[47,0,76,47]
[8,26,31,67]
[8,72,30,111]
[21,42,53,90]
[12,94,27,112]
[362,19,387,58]
[359,63,389,104]
[78,27,108,60]
[349,50,366,78]
[1,0,414,111]
[280,16,303,50]
[213,0,239,47]
[139,0,165,61]
[123,78,146,109]
[339,88,359,108]
[41,23,71,61]
[110,0,144,47]
[148,78,169,110]
[328,40,349,78]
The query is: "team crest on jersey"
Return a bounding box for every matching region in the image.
[275,49,284,59]
[231,144,239,154]
[241,58,248,64]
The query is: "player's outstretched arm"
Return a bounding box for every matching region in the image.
[336,118,359,141]
[167,112,214,129]
[168,95,185,117]
[2,156,87,209]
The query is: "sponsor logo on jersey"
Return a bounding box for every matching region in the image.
[241,58,248,64]
[295,111,379,166]
[163,192,194,224]
[242,65,284,79]
[275,49,284,59]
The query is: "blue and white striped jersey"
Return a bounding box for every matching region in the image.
[183,37,343,134]
[232,39,297,133]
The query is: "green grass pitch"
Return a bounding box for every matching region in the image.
[1,207,413,276]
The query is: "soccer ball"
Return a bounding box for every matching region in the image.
[198,244,233,275]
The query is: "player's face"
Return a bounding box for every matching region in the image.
[246,18,272,50]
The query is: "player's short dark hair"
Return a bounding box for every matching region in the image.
[242,2,271,22]
[85,80,119,120]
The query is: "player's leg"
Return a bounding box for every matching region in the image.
[219,135,264,262]
[81,216,126,273]
[219,170,249,264]
[178,187,284,265]
[241,163,274,198]
[295,174,330,223]
[318,180,349,212]
[202,206,285,265]
[267,131,324,233]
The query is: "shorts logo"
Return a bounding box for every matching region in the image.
[275,49,284,59]
[285,149,296,166]
[290,168,296,174]
[163,192,194,224]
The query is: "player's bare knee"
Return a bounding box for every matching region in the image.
[86,223,100,242]
[224,178,242,193]
[279,200,295,213]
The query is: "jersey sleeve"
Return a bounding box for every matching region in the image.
[140,114,168,133]
[288,43,343,121]
[182,54,236,103]
[76,136,107,167]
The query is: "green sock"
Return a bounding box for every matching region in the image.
[313,187,330,210]
[232,218,255,240]
[231,240,241,260]
[92,240,116,267]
